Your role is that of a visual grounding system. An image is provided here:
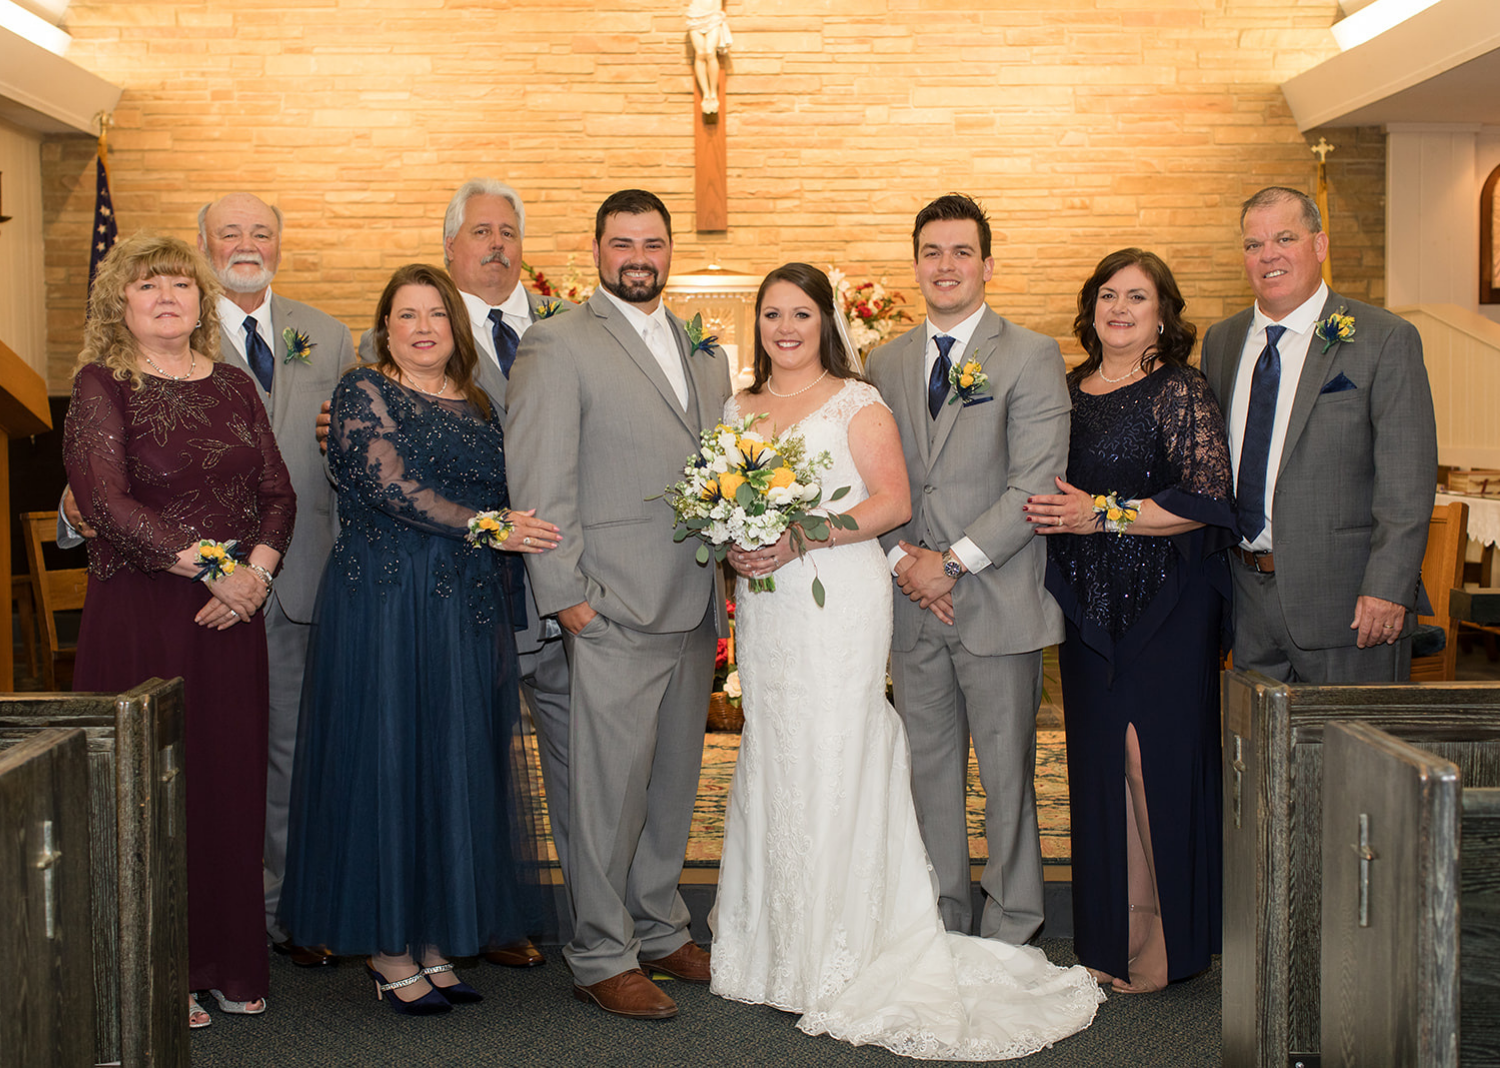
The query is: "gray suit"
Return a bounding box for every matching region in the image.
[507,290,731,984]
[222,293,352,937]
[867,306,1070,944]
[1201,291,1437,682]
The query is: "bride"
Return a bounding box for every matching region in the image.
[709,263,1103,1060]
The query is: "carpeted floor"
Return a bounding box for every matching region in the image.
[186,942,1221,1067]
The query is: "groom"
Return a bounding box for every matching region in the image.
[506,189,732,1019]
[867,193,1070,945]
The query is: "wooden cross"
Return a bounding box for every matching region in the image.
[695,70,727,232]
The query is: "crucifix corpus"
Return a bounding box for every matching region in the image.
[688,0,730,231]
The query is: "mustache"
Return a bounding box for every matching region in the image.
[481,250,512,268]
[228,252,264,267]
[617,263,658,278]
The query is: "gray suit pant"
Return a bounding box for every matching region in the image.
[559,606,715,985]
[1231,565,1410,684]
[262,596,312,940]
[519,637,572,900]
[890,609,1046,945]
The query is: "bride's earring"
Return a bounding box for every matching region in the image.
[1156,323,1163,336]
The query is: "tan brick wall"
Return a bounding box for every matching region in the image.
[41,0,1385,390]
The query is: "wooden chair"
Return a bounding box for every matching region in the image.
[19,511,89,690]
[1410,500,1468,681]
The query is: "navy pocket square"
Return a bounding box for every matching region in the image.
[1320,372,1357,395]
[961,395,995,407]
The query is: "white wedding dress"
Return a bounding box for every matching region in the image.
[709,381,1103,1060]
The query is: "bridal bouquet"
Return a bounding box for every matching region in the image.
[661,415,856,606]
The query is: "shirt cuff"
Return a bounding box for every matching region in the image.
[886,544,909,576]
[949,537,990,575]
[56,507,84,550]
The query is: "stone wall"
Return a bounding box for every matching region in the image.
[40,0,1385,390]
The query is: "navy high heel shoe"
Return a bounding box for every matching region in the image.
[365,961,452,1016]
[421,962,483,1004]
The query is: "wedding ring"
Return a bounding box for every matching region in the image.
[1055,516,1062,527]
[1383,623,1394,629]
[229,609,238,618]
[524,536,531,546]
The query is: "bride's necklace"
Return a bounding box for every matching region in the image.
[1096,363,1141,384]
[411,375,449,398]
[142,350,197,381]
[767,368,829,398]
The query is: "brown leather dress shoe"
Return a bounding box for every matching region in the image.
[481,939,546,968]
[639,941,711,983]
[271,940,336,968]
[572,968,677,1019]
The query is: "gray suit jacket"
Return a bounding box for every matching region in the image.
[222,293,352,621]
[868,306,1070,656]
[1201,291,1437,649]
[506,290,733,635]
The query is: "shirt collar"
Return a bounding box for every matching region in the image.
[497,283,533,325]
[599,286,670,336]
[219,289,274,341]
[926,304,986,348]
[1252,280,1328,338]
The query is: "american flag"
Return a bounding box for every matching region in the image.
[87,140,117,297]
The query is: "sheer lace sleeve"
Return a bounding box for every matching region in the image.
[1150,366,1235,530]
[330,370,487,540]
[62,363,195,574]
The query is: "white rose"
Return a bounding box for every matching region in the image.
[723,670,741,698]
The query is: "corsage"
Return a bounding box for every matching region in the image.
[1092,492,1140,536]
[193,539,244,582]
[466,509,515,549]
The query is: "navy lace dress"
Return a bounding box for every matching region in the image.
[1044,364,1235,983]
[279,369,542,955]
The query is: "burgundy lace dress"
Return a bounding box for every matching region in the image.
[63,361,296,1002]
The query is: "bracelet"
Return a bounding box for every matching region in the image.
[466,509,515,549]
[1091,492,1140,536]
[193,539,243,582]
[244,562,275,590]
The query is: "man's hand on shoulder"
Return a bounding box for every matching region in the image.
[1351,594,1406,649]
[315,400,331,454]
[895,540,956,609]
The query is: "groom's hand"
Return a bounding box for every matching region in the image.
[559,601,598,635]
[895,541,956,609]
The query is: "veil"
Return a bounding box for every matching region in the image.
[830,297,863,370]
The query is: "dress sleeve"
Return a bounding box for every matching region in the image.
[62,364,196,573]
[330,371,481,540]
[1151,368,1237,532]
[246,376,297,556]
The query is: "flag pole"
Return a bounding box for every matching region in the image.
[1312,136,1336,288]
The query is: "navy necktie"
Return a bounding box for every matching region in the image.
[489,308,519,378]
[1235,324,1286,541]
[928,335,956,419]
[244,316,274,393]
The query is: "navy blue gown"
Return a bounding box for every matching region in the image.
[1044,364,1235,984]
[280,368,542,956]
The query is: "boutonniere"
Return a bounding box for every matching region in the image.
[684,313,719,357]
[282,327,314,365]
[947,358,990,406]
[1313,307,1356,354]
[533,299,566,321]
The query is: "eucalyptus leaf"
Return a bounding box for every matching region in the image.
[696,543,710,565]
[812,576,826,608]
[828,486,851,502]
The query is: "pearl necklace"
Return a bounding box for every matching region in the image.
[411,375,449,398]
[142,350,197,381]
[767,368,829,398]
[1096,363,1140,384]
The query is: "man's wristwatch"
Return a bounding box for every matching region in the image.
[941,549,964,580]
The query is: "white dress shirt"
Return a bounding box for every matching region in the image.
[460,286,535,372]
[218,290,275,364]
[887,305,993,576]
[1227,281,1329,552]
[599,287,689,410]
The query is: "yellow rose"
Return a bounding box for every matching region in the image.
[701,478,719,499]
[1093,495,1108,509]
[768,467,796,491]
[958,373,974,388]
[719,471,747,499]
[1107,507,1123,522]
[741,438,767,464]
[964,361,981,375]
[478,516,499,531]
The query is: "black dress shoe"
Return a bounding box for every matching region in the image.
[272,940,337,967]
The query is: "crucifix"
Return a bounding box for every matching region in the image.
[688,0,730,231]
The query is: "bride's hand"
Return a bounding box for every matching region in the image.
[728,531,792,579]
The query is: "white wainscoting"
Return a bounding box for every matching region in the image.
[1398,303,1500,470]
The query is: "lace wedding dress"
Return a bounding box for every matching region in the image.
[709,381,1103,1060]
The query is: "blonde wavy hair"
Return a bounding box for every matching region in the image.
[78,233,224,389]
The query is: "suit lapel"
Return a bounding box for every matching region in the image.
[1214,310,1254,414]
[218,312,272,417]
[266,295,298,427]
[1276,292,1341,480]
[591,293,695,435]
[927,308,998,468]
[901,328,932,469]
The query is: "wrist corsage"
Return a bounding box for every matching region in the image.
[466,509,515,549]
[1092,492,1140,536]
[947,359,991,406]
[1313,307,1356,354]
[193,539,244,582]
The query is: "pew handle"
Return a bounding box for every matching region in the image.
[159,745,181,840]
[35,819,61,940]
[1231,735,1245,830]
[1355,812,1378,927]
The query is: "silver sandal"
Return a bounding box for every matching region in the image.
[208,988,267,1015]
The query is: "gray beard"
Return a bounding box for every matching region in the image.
[217,264,275,294]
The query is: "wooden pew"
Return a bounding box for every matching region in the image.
[1320,721,1500,1066]
[0,679,189,1068]
[1221,669,1500,1068]
[0,728,96,1067]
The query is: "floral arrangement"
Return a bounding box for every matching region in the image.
[828,267,911,356]
[1314,307,1356,354]
[282,328,314,365]
[465,509,514,549]
[1091,492,1140,536]
[660,415,855,605]
[193,538,243,582]
[947,358,991,406]
[713,599,739,706]
[684,313,719,357]
[524,257,595,304]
